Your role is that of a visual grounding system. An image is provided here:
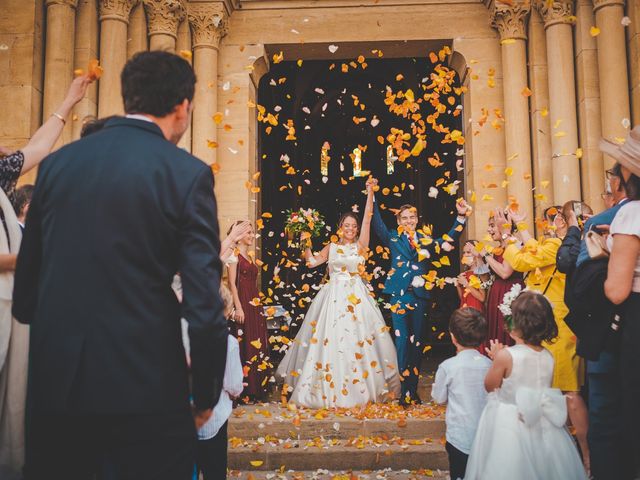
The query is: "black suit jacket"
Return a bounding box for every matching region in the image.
[13,118,227,414]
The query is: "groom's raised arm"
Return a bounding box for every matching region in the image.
[179,167,228,411]
[371,196,391,247]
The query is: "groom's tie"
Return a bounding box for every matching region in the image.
[406,233,417,251]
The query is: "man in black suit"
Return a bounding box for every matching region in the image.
[13,51,228,479]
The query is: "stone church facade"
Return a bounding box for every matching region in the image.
[1,0,638,238]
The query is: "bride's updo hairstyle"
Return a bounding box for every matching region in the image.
[337,212,361,230]
[510,291,558,346]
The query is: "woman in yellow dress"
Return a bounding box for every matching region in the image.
[499,205,590,473]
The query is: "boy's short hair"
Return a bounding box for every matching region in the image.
[396,204,417,220]
[449,307,487,347]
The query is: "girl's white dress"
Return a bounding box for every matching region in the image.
[465,344,587,480]
[276,242,400,408]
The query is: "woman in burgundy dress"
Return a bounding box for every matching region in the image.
[479,211,524,350]
[227,221,270,401]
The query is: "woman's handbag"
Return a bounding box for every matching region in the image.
[585,227,609,260]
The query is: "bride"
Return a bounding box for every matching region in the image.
[276,179,401,408]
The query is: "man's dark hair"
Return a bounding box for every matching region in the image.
[449,307,487,348]
[121,51,196,117]
[510,291,558,346]
[80,115,119,138]
[396,204,417,220]
[14,184,34,217]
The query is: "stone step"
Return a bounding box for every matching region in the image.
[228,442,448,472]
[228,469,450,479]
[229,403,445,440]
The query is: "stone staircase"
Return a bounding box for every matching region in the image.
[227,363,450,479]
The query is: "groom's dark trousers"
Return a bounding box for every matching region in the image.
[13,118,228,479]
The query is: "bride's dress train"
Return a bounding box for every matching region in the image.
[276,243,400,409]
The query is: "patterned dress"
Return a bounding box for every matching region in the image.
[0,151,25,207]
[232,254,269,398]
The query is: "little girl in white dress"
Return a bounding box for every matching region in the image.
[465,290,587,480]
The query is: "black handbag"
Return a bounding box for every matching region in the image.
[566,258,621,360]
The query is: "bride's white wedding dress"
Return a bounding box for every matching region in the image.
[276,242,401,408]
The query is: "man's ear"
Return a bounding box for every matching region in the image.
[175,98,190,120]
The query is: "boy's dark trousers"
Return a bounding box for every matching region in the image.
[445,441,468,480]
[196,421,228,480]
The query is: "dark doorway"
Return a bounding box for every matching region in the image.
[258,54,464,351]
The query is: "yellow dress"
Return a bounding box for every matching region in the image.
[504,238,581,392]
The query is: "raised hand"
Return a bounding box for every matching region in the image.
[366,177,378,194]
[494,209,512,235]
[485,339,505,360]
[507,208,527,224]
[456,198,471,217]
[63,74,93,108]
[229,220,251,243]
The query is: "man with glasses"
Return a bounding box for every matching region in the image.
[369,178,470,405]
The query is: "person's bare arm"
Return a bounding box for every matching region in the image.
[358,179,376,252]
[605,234,640,304]
[485,254,514,280]
[303,243,331,268]
[0,254,17,272]
[20,75,92,174]
[484,347,511,392]
[227,262,244,324]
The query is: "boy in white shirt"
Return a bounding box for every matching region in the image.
[181,284,244,480]
[431,307,491,480]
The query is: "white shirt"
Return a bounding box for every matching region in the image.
[125,113,155,123]
[431,349,491,454]
[608,200,640,292]
[198,335,244,440]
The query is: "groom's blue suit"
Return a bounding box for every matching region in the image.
[372,200,466,400]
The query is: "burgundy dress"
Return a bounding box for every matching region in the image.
[482,254,524,350]
[233,254,269,398]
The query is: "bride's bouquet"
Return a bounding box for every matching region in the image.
[284,208,326,249]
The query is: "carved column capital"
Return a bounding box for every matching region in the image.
[593,0,625,12]
[535,0,575,28]
[99,0,139,23]
[143,0,187,40]
[490,1,531,41]
[187,2,229,49]
[45,0,79,7]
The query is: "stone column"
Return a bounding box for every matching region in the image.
[43,0,79,145]
[490,1,534,221]
[188,3,228,165]
[528,8,555,221]
[143,0,186,52]
[594,0,630,169]
[176,18,192,151]
[73,0,99,140]
[575,0,604,211]
[536,0,582,203]
[127,1,148,58]
[98,0,138,116]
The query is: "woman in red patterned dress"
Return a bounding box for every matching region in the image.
[480,211,524,351]
[227,222,270,401]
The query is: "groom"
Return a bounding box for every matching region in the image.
[369,178,469,404]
